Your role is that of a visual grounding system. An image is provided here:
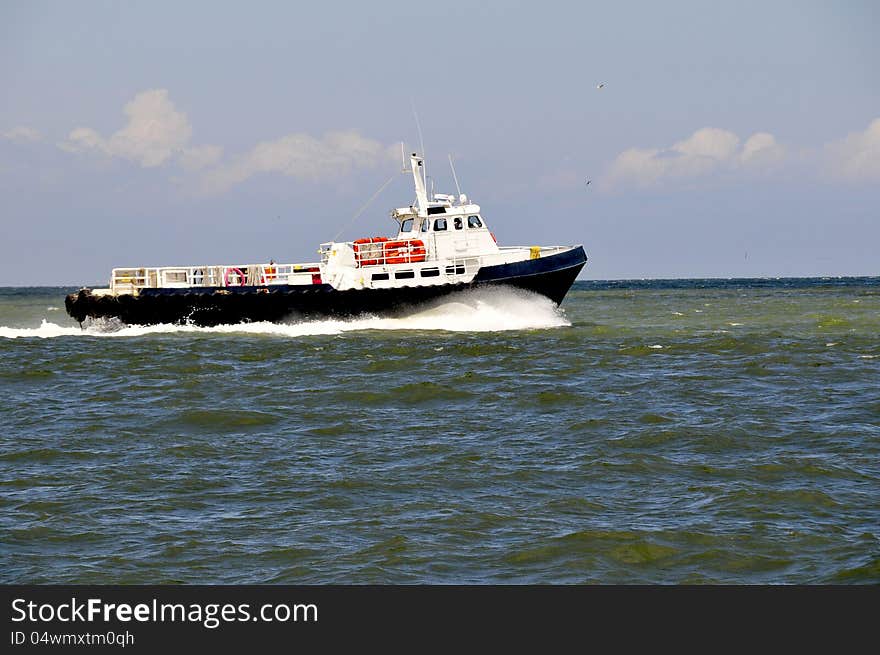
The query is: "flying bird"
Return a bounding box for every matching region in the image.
[586,179,592,186]
[596,83,605,90]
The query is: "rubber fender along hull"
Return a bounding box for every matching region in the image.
[65,247,587,327]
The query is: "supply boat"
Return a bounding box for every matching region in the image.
[65,153,587,326]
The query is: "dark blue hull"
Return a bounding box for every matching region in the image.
[66,246,587,326]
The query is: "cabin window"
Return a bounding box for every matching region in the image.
[445,264,465,275]
[468,215,483,228]
[401,218,414,232]
[420,268,440,278]
[395,270,415,279]
[427,206,446,215]
[434,218,447,231]
[453,217,463,230]
[420,218,430,232]
[371,273,390,281]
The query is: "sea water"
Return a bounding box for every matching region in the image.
[1,279,878,583]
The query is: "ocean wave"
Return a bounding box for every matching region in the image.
[0,287,569,339]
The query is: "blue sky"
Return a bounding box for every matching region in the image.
[1,0,878,284]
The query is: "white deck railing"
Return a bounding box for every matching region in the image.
[110,262,322,293]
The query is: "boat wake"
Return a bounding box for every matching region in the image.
[1,287,569,339]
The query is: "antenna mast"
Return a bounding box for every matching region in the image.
[409,153,428,216]
[411,99,427,189]
[448,154,462,198]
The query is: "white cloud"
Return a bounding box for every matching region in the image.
[179,144,224,171]
[739,132,785,167]
[62,127,105,153]
[675,127,740,161]
[825,117,880,182]
[200,130,395,194]
[2,126,43,143]
[60,89,194,167]
[604,127,787,189]
[56,89,394,193]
